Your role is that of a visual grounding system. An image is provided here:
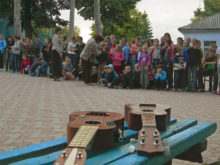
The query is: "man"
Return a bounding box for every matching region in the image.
[80,35,103,84]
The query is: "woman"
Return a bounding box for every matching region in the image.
[52,27,63,81]
[67,36,77,67]
[42,38,52,65]
[0,34,6,69]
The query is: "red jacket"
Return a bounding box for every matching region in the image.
[20,58,31,73]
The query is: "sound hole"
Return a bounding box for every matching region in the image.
[142,109,153,112]
[139,104,156,107]
[85,120,102,125]
[87,112,110,116]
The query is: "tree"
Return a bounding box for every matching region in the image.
[62,26,81,38]
[14,0,22,37]
[0,0,70,38]
[69,0,75,42]
[90,9,153,40]
[94,0,102,35]
[75,0,141,34]
[191,0,220,22]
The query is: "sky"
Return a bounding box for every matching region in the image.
[60,0,203,43]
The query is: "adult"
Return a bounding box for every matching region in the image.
[80,35,103,84]
[34,36,43,58]
[67,36,77,67]
[76,36,85,67]
[216,47,220,95]
[26,39,36,65]
[42,38,52,65]
[164,33,173,47]
[0,34,6,69]
[5,36,15,71]
[52,27,63,81]
[184,37,191,49]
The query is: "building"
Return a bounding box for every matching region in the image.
[0,18,14,37]
[178,13,220,52]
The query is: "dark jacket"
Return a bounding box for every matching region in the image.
[187,47,201,67]
[106,70,119,85]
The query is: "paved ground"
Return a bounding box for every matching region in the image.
[0,71,219,165]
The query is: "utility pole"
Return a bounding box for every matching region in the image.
[68,0,75,42]
[14,0,22,37]
[94,0,102,35]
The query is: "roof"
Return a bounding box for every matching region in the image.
[178,13,220,33]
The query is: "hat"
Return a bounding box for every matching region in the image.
[108,64,114,68]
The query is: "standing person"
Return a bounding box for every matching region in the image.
[76,36,85,68]
[138,45,151,89]
[67,36,77,67]
[120,38,130,66]
[160,37,165,48]
[164,33,173,47]
[80,35,103,84]
[0,34,6,70]
[42,38,52,65]
[150,39,162,68]
[184,37,191,49]
[187,40,202,92]
[161,40,174,90]
[112,45,124,81]
[216,47,220,95]
[130,37,140,71]
[108,38,117,64]
[52,27,63,81]
[62,36,68,60]
[26,39,36,65]
[34,36,43,58]
[11,36,21,73]
[5,36,15,71]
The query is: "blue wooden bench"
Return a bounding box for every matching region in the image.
[0,119,217,165]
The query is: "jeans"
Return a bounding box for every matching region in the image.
[0,52,4,69]
[188,66,197,90]
[218,65,220,92]
[165,65,173,89]
[140,65,149,87]
[5,52,11,71]
[131,60,136,72]
[10,54,18,72]
[174,69,185,89]
[82,59,92,83]
[68,53,77,68]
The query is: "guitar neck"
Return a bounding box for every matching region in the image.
[141,112,156,128]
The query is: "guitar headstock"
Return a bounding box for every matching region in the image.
[137,127,163,157]
[54,148,86,165]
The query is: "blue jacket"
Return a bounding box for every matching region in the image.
[0,39,6,54]
[155,71,167,81]
[183,48,189,64]
[106,70,119,85]
[122,45,130,62]
[38,61,48,73]
[30,62,39,73]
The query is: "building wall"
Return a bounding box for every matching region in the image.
[182,31,220,52]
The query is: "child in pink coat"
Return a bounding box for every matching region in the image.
[112,45,124,81]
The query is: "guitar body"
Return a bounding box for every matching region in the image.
[125,104,171,131]
[67,111,124,150]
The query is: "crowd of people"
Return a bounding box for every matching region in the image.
[0,27,220,95]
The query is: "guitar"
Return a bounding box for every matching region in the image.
[125,104,171,157]
[54,111,124,165]
[125,103,171,131]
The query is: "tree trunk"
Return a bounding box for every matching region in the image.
[68,0,75,42]
[94,0,102,35]
[14,0,22,37]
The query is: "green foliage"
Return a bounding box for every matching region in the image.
[90,9,153,40]
[192,0,220,22]
[62,26,81,37]
[0,0,70,38]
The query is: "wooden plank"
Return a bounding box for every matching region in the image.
[86,119,197,165]
[108,122,217,165]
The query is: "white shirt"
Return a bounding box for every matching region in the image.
[216,47,220,65]
[67,41,77,55]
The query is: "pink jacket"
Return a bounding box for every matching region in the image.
[112,51,124,66]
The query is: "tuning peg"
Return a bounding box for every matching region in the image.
[153,130,158,137]
[118,129,123,142]
[154,138,159,145]
[141,130,146,136]
[77,152,83,159]
[130,138,137,143]
[61,151,68,158]
[140,138,146,145]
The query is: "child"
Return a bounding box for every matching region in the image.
[62,56,75,80]
[90,65,98,83]
[122,65,134,89]
[67,36,77,67]
[99,65,108,86]
[161,40,174,90]
[155,65,167,90]
[138,45,151,89]
[150,39,162,68]
[106,64,119,88]
[37,57,48,76]
[173,47,186,91]
[20,54,31,74]
[30,58,39,76]
[112,45,124,81]
[132,44,142,72]
[133,64,141,89]
[148,68,156,89]
[11,36,21,73]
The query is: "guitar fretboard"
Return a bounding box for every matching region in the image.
[69,126,98,148]
[141,112,156,127]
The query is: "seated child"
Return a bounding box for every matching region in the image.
[133,63,141,89]
[105,64,119,88]
[122,65,134,89]
[99,65,108,86]
[30,58,39,76]
[73,59,83,80]
[90,65,98,83]
[37,57,48,76]
[155,65,167,90]
[148,68,156,89]
[62,56,75,80]
[20,54,31,74]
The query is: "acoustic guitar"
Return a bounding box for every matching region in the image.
[54,111,124,165]
[126,104,170,157]
[125,103,171,131]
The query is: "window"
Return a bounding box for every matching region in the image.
[204,41,217,53]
